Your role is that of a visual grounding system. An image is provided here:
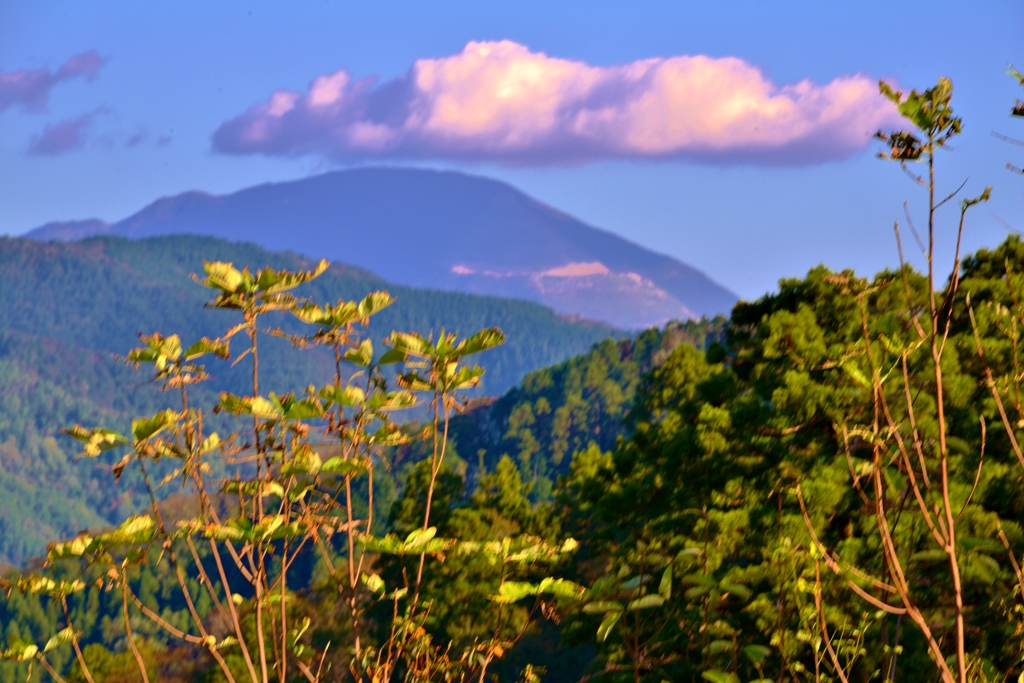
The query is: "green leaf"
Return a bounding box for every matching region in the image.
[255,259,329,293]
[344,339,374,367]
[1,640,39,662]
[388,332,435,358]
[683,573,716,586]
[200,433,221,454]
[597,611,621,642]
[16,575,87,597]
[911,550,948,563]
[184,337,230,361]
[659,565,672,600]
[359,533,405,555]
[281,447,323,476]
[404,527,437,550]
[205,517,255,542]
[742,644,771,665]
[493,581,539,604]
[701,670,738,683]
[356,291,394,318]
[250,395,284,419]
[362,573,385,594]
[132,409,178,443]
[377,348,408,365]
[219,392,247,414]
[685,585,712,600]
[253,515,285,539]
[538,577,584,600]
[319,385,366,407]
[398,371,432,392]
[627,594,665,610]
[44,627,75,653]
[102,514,157,545]
[320,457,367,477]
[842,360,871,389]
[64,425,129,457]
[621,574,651,590]
[720,582,752,601]
[961,538,1001,553]
[203,261,252,293]
[281,395,324,420]
[48,535,94,560]
[220,480,285,498]
[368,422,408,446]
[367,390,417,412]
[457,327,506,356]
[128,333,182,368]
[450,365,486,390]
[582,601,623,614]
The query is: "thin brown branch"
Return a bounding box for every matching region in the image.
[903,202,927,256]
[796,484,904,613]
[894,222,927,340]
[61,597,96,683]
[126,584,205,644]
[933,177,969,211]
[968,300,1024,470]
[122,580,151,683]
[899,354,931,487]
[997,527,1024,598]
[209,539,262,683]
[815,561,850,683]
[38,655,71,683]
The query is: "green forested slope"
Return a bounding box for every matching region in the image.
[0,234,617,564]
[449,318,725,498]
[7,236,1024,682]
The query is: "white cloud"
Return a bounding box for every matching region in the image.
[212,41,900,165]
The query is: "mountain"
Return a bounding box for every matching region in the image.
[0,233,618,564]
[24,168,737,329]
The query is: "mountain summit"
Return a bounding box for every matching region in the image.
[25,168,736,328]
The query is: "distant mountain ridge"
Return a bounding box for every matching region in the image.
[25,168,737,329]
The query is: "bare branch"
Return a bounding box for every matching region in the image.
[903,202,928,256]
[815,561,851,683]
[933,177,969,211]
[796,484,905,613]
[968,299,1024,470]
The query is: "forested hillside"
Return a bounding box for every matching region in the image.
[0,234,617,564]
[450,319,726,499]
[8,232,1024,682]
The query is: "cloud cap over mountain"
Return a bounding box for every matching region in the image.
[212,41,900,165]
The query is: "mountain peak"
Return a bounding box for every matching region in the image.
[24,167,736,328]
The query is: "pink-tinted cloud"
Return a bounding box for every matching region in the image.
[27,110,103,156]
[212,41,901,165]
[0,51,104,114]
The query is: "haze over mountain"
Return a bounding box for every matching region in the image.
[26,168,737,329]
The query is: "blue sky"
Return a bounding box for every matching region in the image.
[1,0,1022,299]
